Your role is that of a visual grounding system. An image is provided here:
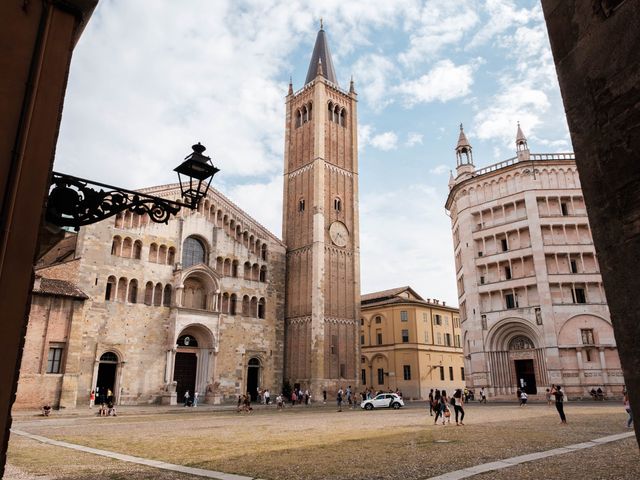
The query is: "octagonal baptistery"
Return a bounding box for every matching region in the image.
[25,183,285,407]
[444,125,623,399]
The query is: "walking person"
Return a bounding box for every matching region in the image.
[453,388,465,425]
[479,387,487,404]
[552,384,567,424]
[89,389,95,409]
[519,390,528,407]
[193,391,198,407]
[183,390,190,407]
[624,391,633,428]
[337,387,344,412]
[322,389,327,404]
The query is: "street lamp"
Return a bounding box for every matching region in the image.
[45,143,219,230]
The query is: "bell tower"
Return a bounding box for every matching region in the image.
[282,23,360,396]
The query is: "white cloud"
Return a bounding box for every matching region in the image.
[370,131,398,151]
[360,184,457,304]
[429,164,449,175]
[474,84,549,143]
[224,176,283,237]
[405,132,423,147]
[468,0,539,49]
[396,60,475,107]
[352,53,396,111]
[399,0,480,67]
[358,124,373,150]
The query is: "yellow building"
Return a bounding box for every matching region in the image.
[360,287,464,399]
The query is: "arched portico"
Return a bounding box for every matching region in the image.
[169,324,216,404]
[485,319,547,395]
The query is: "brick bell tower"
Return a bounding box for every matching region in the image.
[282,22,361,397]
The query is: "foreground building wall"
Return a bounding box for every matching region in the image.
[360,287,463,399]
[445,127,623,398]
[541,0,640,444]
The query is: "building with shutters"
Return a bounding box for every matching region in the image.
[360,287,463,399]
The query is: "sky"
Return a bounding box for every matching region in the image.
[55,0,571,306]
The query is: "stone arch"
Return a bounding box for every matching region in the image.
[111,236,122,256]
[182,235,209,268]
[154,283,163,306]
[178,264,220,311]
[122,237,133,258]
[133,240,142,259]
[486,317,541,352]
[144,281,153,305]
[557,313,614,346]
[117,277,127,302]
[149,243,158,263]
[127,279,138,303]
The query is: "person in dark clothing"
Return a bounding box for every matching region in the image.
[453,389,465,425]
[552,384,567,424]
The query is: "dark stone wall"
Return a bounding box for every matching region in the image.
[541,0,640,445]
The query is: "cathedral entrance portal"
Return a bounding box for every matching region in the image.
[247,358,260,401]
[514,359,537,394]
[96,351,118,404]
[174,352,197,403]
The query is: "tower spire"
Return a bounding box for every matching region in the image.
[515,121,530,161]
[455,123,474,178]
[305,23,338,85]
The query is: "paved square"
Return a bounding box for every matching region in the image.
[7,402,639,479]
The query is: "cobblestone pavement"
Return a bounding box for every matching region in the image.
[6,402,639,479]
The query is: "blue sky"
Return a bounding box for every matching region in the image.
[55,0,571,305]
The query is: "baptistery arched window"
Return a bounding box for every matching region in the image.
[182,236,206,268]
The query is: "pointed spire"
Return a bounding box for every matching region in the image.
[456,123,471,149]
[448,170,456,189]
[516,121,528,150]
[305,23,338,85]
[455,123,474,167]
[317,58,323,76]
[349,75,355,94]
[288,76,293,95]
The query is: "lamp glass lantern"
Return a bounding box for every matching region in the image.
[174,143,220,209]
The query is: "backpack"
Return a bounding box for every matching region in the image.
[450,396,456,406]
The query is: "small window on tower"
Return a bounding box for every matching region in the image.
[298,199,305,212]
[334,197,342,212]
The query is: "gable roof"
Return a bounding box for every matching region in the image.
[361,286,424,304]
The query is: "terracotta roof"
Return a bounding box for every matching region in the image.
[305,27,338,85]
[36,233,76,268]
[33,277,88,300]
[361,286,423,303]
[361,286,458,311]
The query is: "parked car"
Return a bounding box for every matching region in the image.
[361,393,404,410]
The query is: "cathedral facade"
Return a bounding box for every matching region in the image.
[445,125,624,398]
[15,26,359,409]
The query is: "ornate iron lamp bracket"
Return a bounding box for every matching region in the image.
[46,172,186,230]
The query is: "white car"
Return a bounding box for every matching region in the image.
[361,393,405,410]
